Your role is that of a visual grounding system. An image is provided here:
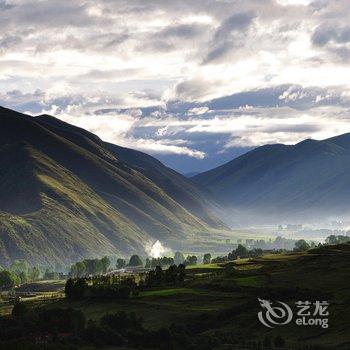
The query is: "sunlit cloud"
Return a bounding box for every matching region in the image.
[1,0,350,172]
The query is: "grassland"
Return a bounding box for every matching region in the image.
[2,244,349,349]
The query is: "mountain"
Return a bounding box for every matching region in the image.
[183,172,200,178]
[0,106,223,266]
[104,144,223,228]
[193,135,350,223]
[35,115,224,229]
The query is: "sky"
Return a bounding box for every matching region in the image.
[1,0,350,173]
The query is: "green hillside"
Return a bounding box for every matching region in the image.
[0,106,223,266]
[105,142,225,229]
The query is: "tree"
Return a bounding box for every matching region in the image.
[174,251,185,265]
[12,302,28,317]
[235,244,248,258]
[203,253,211,264]
[184,255,197,266]
[0,270,20,289]
[73,278,87,299]
[10,260,30,276]
[18,271,29,284]
[294,239,310,252]
[76,261,87,277]
[154,266,163,285]
[65,278,75,299]
[117,258,126,269]
[145,258,151,268]
[101,256,110,273]
[30,266,41,281]
[325,235,338,245]
[44,269,59,280]
[250,248,263,258]
[128,255,143,267]
[85,259,103,275]
[178,264,186,282]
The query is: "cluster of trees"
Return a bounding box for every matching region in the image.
[293,239,313,252]
[293,235,350,252]
[145,256,174,268]
[0,260,42,289]
[65,274,137,300]
[69,256,110,278]
[143,264,186,287]
[211,245,263,263]
[65,263,187,300]
[115,255,143,269]
[245,236,302,251]
[325,234,350,245]
[115,252,201,270]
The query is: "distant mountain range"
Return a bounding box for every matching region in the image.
[193,134,350,224]
[3,104,350,265]
[0,106,225,266]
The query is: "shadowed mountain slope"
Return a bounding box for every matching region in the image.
[104,143,225,229]
[0,106,223,266]
[193,135,350,222]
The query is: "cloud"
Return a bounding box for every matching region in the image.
[77,68,143,82]
[157,23,209,39]
[0,1,13,10]
[213,12,255,40]
[312,25,350,46]
[203,11,255,64]
[1,0,350,172]
[0,35,22,53]
[171,77,223,101]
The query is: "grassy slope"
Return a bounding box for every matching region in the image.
[27,244,350,348]
[0,143,149,265]
[105,142,225,229]
[35,114,225,229]
[0,106,222,265]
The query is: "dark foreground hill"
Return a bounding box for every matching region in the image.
[4,243,349,349]
[0,106,223,266]
[193,135,350,223]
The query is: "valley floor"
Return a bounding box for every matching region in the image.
[1,244,349,349]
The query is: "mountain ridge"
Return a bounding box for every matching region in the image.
[0,106,224,266]
[193,134,350,223]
